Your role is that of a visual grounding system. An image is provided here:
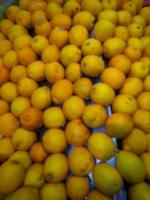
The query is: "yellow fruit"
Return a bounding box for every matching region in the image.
[90,82,115,106]
[8,25,27,42]
[46,2,63,20]
[132,15,146,28]
[17,77,38,97]
[130,61,149,79]
[51,13,72,30]
[19,0,30,10]
[40,183,67,200]
[88,132,116,161]
[117,10,132,26]
[0,113,19,137]
[98,9,117,25]
[144,25,150,36]
[101,0,118,10]
[82,104,107,128]
[81,0,102,17]
[101,67,125,90]
[128,37,143,50]
[87,190,112,200]
[73,11,95,30]
[140,7,150,24]
[5,187,40,200]
[42,128,67,153]
[24,164,44,188]
[51,79,73,104]
[31,10,47,26]
[0,19,14,36]
[63,96,85,120]
[106,113,134,139]
[81,55,105,77]
[82,38,103,56]
[120,77,143,97]
[68,147,94,176]
[43,107,66,128]
[29,142,47,163]
[10,65,27,83]
[0,138,14,162]
[44,153,68,183]
[6,5,20,22]
[129,182,150,200]
[16,10,31,29]
[9,151,31,169]
[0,66,10,86]
[65,119,90,146]
[0,161,25,194]
[128,23,143,38]
[123,1,137,15]
[93,163,123,196]
[116,151,145,183]
[31,35,49,55]
[60,44,81,66]
[49,27,68,48]
[0,39,12,57]
[112,94,137,115]
[0,82,18,102]
[63,0,80,17]
[123,128,147,155]
[124,46,142,62]
[141,36,150,49]
[31,86,51,110]
[66,176,90,200]
[115,26,129,41]
[41,45,60,63]
[13,33,32,51]
[27,61,45,81]
[141,152,150,181]
[11,97,31,117]
[0,99,9,116]
[103,37,126,58]
[20,107,43,130]
[73,78,93,99]
[133,109,150,133]
[69,25,88,47]
[34,21,52,37]
[12,127,37,150]
[45,62,65,84]
[93,20,115,42]
[137,92,150,110]
[28,0,46,12]
[65,62,81,82]
[144,74,150,91]
[109,54,131,74]
[0,32,5,41]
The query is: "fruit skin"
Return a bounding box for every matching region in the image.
[0,67,10,86]
[140,7,150,24]
[137,92,150,110]
[66,63,81,83]
[66,176,90,200]
[81,0,102,17]
[68,147,94,176]
[87,190,112,200]
[122,128,147,155]
[40,183,67,200]
[0,99,9,116]
[116,151,145,184]
[44,153,68,183]
[24,163,45,188]
[88,132,116,161]
[0,161,25,194]
[141,152,150,181]
[0,82,18,102]
[129,182,150,200]
[63,0,81,17]
[93,163,123,196]
[41,45,60,63]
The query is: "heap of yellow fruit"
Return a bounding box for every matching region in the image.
[0,0,150,199]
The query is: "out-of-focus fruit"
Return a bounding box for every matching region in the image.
[87,190,112,200]
[3,50,18,70]
[31,35,49,55]
[140,7,150,24]
[31,10,47,26]
[128,23,143,38]
[44,153,68,183]
[51,14,72,30]
[68,147,94,176]
[34,21,51,37]
[42,128,67,153]
[93,163,123,196]
[0,39,12,57]
[98,9,117,25]
[0,82,18,102]
[128,37,143,50]
[0,137,14,162]
[0,67,10,86]
[137,92,150,110]
[116,151,145,183]
[6,5,20,22]
[117,10,132,26]
[10,65,27,83]
[143,74,150,91]
[141,152,150,181]
[0,19,14,36]
[63,0,80,17]
[0,99,9,116]
[41,45,60,63]
[13,34,32,50]
[130,61,149,79]
[46,2,63,20]
[16,10,31,29]
[123,1,137,15]
[115,26,129,41]
[81,0,102,17]
[65,62,81,82]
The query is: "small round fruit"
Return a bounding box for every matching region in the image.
[63,0,80,17]
[42,128,67,153]
[51,14,72,30]
[88,132,116,161]
[6,5,20,22]
[13,34,32,50]
[144,75,150,91]
[0,66,10,86]
[16,10,31,29]
[41,45,60,63]
[34,21,52,37]
[0,99,9,116]
[128,23,143,38]
[31,10,47,25]
[65,62,81,82]
[115,26,129,41]
[117,10,132,26]
[63,96,85,120]
[87,190,112,200]
[81,55,105,77]
[0,82,18,102]
[68,147,94,176]
[140,7,150,24]
[31,86,51,110]
[130,61,149,79]
[116,151,145,184]
[65,119,90,146]
[0,39,12,57]
[46,2,63,20]
[44,153,68,183]
[93,163,123,196]
[20,107,43,130]
[106,113,134,139]
[98,9,117,25]
[137,92,150,110]
[81,0,102,17]
[3,50,18,70]
[124,46,142,62]
[43,107,66,128]
[10,65,27,83]
[27,61,45,81]
[90,83,115,106]
[31,35,49,55]
[141,152,150,181]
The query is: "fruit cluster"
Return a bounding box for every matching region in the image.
[0,0,150,199]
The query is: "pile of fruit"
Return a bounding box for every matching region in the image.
[0,0,150,199]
